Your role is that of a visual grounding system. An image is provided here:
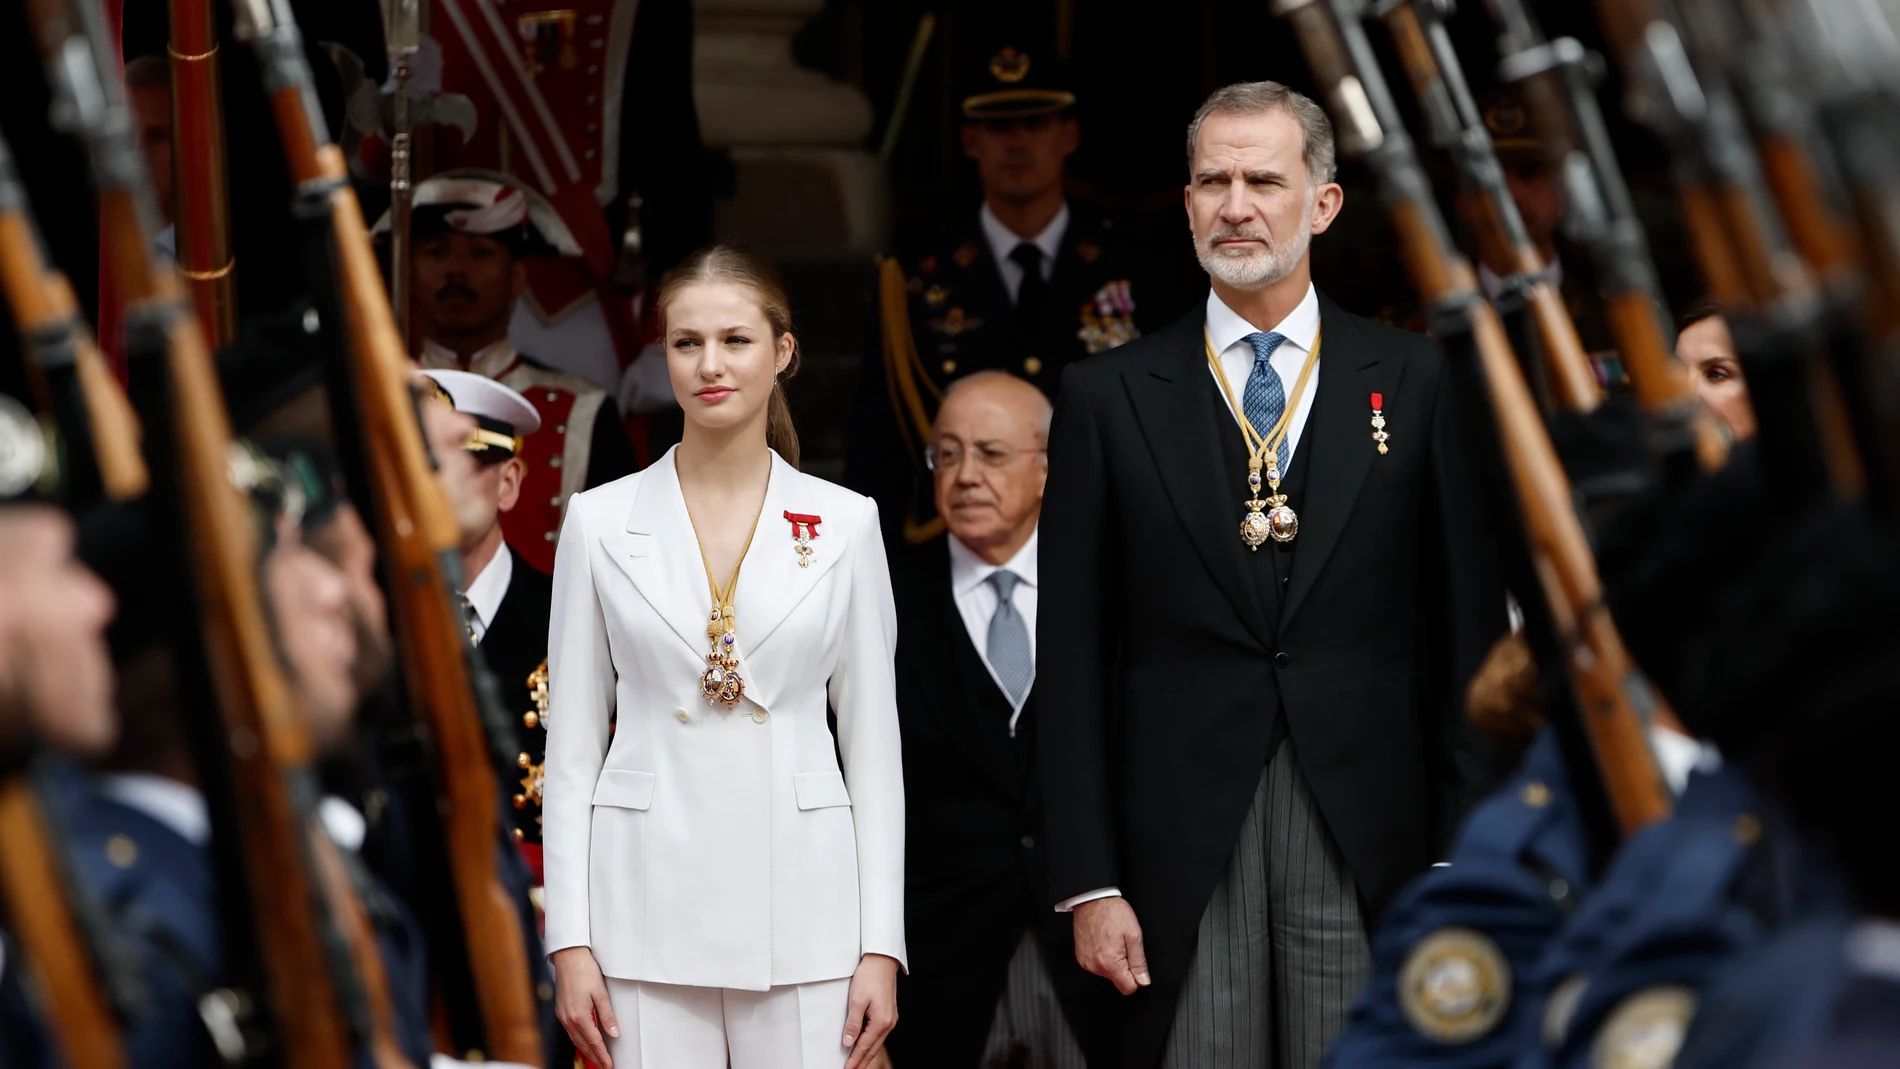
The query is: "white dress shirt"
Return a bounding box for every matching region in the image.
[96,772,213,847]
[981,201,1070,305]
[1056,286,1324,915]
[947,528,1039,734]
[463,544,513,643]
[1205,282,1323,463]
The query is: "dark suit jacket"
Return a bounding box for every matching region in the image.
[480,546,554,846]
[1037,293,1505,1067]
[887,538,1085,1068]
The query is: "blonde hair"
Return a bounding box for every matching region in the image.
[654,246,803,468]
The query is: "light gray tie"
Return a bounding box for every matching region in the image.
[985,570,1034,705]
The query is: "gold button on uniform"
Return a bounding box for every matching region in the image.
[555,423,567,434]
[105,834,139,869]
[545,391,559,402]
[549,457,562,468]
[544,531,557,542]
[941,359,957,375]
[1520,782,1552,809]
[1023,356,1043,374]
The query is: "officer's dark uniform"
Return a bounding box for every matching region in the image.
[847,45,1167,545]
[1510,763,1785,1069]
[486,547,554,857]
[1325,728,1594,1068]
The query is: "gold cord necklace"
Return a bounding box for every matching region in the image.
[683,463,770,718]
[1205,325,1323,548]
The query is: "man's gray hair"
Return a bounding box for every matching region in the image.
[1186,81,1337,185]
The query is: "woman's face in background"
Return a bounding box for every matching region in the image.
[1678,314,1756,442]
[664,280,792,437]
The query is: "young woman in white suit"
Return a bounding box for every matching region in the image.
[543,246,905,1069]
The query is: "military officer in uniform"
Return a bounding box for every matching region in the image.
[849,45,1167,544]
[391,171,641,574]
[420,369,556,860]
[1465,91,1624,392]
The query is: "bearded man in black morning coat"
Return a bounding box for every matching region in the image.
[1036,81,1505,1068]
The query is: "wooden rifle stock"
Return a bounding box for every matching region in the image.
[1278,0,1673,832]
[1378,0,1601,413]
[1484,0,1727,471]
[0,131,148,500]
[1593,0,1863,492]
[167,0,237,346]
[0,776,124,1069]
[24,2,409,1065]
[234,1,544,1060]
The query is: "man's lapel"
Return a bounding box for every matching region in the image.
[1280,294,1393,629]
[1122,311,1277,652]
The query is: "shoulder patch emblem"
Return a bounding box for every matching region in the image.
[953,242,979,268]
[1399,927,1512,1044]
[1589,985,1695,1069]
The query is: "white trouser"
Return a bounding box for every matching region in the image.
[603,976,852,1069]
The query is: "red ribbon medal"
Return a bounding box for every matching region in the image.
[1369,393,1389,455]
[785,512,822,568]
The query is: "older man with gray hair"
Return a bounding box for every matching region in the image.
[1037,82,1504,1067]
[888,371,1093,1069]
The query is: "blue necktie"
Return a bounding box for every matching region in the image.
[1242,331,1290,474]
[985,570,1034,705]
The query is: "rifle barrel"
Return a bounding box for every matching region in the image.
[167,0,237,345]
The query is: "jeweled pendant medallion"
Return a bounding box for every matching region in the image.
[1266,496,1300,543]
[1241,502,1271,549]
[700,627,746,707]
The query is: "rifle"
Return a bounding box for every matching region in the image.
[1273,0,1675,833]
[231,0,545,1060]
[1583,0,1864,500]
[0,769,126,1069]
[1371,0,1601,414]
[168,0,238,346]
[1480,0,1727,477]
[23,0,410,1065]
[0,130,147,503]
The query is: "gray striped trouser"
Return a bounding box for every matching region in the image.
[979,929,1088,1069]
[1160,744,1372,1069]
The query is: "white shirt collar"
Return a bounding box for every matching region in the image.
[1849,919,1900,982]
[980,201,1070,271]
[95,773,212,848]
[464,543,515,640]
[948,527,1040,599]
[1205,282,1321,359]
[419,336,518,379]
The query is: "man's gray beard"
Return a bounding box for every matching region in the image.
[1195,199,1315,291]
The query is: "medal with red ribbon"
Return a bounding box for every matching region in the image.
[784,511,822,568]
[1370,392,1390,455]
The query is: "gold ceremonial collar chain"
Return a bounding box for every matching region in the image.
[1204,324,1323,549]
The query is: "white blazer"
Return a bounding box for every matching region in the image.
[541,447,906,991]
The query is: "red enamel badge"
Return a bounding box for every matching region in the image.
[1370,394,1390,455]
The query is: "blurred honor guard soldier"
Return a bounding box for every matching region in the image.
[851,44,1157,544]
[1463,92,1619,386]
[421,369,557,860]
[395,171,641,574]
[888,372,1088,1069]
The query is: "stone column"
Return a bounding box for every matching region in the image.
[693,0,889,258]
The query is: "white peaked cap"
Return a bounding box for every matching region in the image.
[419,369,543,436]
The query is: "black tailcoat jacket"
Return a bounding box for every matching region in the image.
[478,546,555,846]
[1037,293,1506,1067]
[887,538,1086,1067]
